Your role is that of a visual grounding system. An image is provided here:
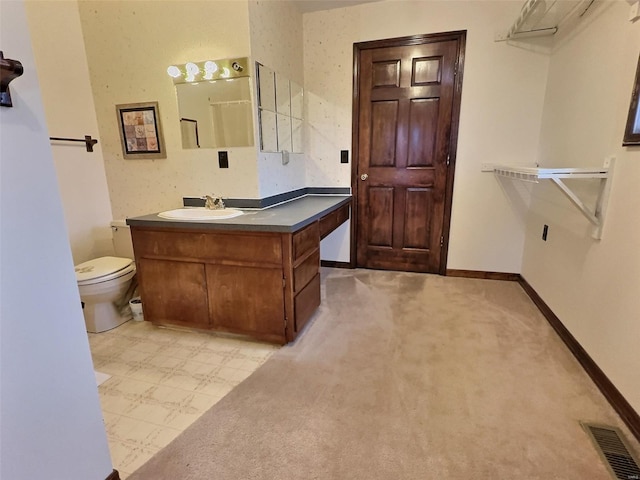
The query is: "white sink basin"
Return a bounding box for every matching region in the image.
[157,208,243,221]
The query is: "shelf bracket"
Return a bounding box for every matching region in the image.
[550,159,614,240]
[550,177,599,224]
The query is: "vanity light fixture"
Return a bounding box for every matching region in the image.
[166,57,249,85]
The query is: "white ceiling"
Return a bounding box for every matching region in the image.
[294,0,383,14]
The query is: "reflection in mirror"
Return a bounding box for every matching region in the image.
[256,62,304,154]
[292,118,303,153]
[257,64,275,112]
[290,82,303,120]
[175,77,253,148]
[276,73,291,116]
[257,63,277,151]
[180,118,199,148]
[277,114,292,152]
[260,110,278,152]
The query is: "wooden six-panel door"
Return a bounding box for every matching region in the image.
[354,33,465,273]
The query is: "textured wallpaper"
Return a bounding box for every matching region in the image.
[78,1,259,220]
[248,0,307,198]
[302,1,551,272]
[303,8,354,189]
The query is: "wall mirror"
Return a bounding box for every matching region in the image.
[623,54,640,146]
[256,62,303,153]
[168,57,254,149]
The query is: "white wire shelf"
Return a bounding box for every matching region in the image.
[495,0,595,41]
[493,165,609,182]
[488,159,615,240]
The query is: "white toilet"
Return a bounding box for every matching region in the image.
[75,221,137,333]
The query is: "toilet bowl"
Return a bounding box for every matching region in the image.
[76,256,136,333]
[75,221,138,333]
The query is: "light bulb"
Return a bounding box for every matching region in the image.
[185,62,200,82]
[203,61,218,80]
[167,65,181,78]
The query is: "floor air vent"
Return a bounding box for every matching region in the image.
[581,422,640,480]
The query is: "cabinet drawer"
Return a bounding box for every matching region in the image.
[319,203,350,239]
[293,248,319,292]
[292,222,319,260]
[132,229,282,265]
[294,273,321,333]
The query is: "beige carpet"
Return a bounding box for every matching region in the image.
[128,268,639,479]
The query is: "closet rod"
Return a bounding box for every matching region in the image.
[49,135,98,153]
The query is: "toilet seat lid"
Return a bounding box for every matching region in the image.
[75,256,134,285]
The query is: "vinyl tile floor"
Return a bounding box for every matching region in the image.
[89,320,279,479]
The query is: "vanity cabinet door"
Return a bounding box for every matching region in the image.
[137,258,210,328]
[206,264,285,342]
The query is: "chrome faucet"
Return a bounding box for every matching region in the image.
[204,194,225,210]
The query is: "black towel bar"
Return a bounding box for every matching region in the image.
[49,135,99,153]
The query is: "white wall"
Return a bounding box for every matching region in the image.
[248,0,307,198]
[77,0,259,219]
[25,0,114,265]
[303,1,551,270]
[0,1,114,478]
[521,1,640,414]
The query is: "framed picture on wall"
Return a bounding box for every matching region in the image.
[623,55,640,146]
[116,101,166,159]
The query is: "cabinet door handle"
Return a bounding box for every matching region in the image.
[360,174,368,181]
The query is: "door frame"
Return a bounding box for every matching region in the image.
[350,30,466,275]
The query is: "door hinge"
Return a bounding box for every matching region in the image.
[440,235,444,247]
[446,154,450,166]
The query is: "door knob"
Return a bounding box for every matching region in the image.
[361,174,368,181]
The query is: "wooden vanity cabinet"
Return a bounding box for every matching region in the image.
[130,203,348,344]
[132,228,288,343]
[131,204,349,344]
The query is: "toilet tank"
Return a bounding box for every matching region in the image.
[110,220,135,260]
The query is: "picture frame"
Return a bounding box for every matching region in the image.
[623,55,640,147]
[116,101,166,159]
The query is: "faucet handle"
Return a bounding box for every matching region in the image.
[203,194,224,209]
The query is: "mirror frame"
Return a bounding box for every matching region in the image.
[623,54,640,146]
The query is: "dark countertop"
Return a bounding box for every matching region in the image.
[126,195,351,233]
